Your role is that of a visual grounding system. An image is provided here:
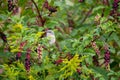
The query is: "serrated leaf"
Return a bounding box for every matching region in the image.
[90,66,109,80]
[45,75,54,80]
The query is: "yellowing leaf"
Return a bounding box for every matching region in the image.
[59,54,86,78]
[11,48,20,53]
[13,23,23,30]
[36,32,44,37]
[28,75,35,80]
[7,36,19,40]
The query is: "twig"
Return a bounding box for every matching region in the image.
[105,31,114,42]
[80,7,93,25]
[31,0,45,26]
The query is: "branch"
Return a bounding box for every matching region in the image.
[31,0,44,26]
[80,7,93,25]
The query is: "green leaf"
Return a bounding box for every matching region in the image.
[45,75,54,80]
[90,66,109,80]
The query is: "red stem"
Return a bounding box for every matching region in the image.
[31,0,45,26]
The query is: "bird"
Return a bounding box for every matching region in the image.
[46,30,56,45]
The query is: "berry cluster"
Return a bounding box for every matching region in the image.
[104,49,110,67]
[113,0,120,10]
[16,41,27,60]
[91,41,100,56]
[25,49,31,72]
[110,0,120,16]
[8,0,14,12]
[16,52,21,60]
[37,44,42,63]
[78,0,84,3]
[92,56,99,66]
[13,6,19,15]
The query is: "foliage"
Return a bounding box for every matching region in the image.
[0,0,120,80]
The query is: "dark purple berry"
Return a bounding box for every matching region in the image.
[16,52,21,60]
[8,0,14,12]
[0,32,7,43]
[92,56,99,66]
[110,0,120,16]
[78,0,84,3]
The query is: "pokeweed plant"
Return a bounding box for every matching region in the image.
[0,0,120,80]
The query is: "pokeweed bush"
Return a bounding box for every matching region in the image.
[0,0,120,80]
